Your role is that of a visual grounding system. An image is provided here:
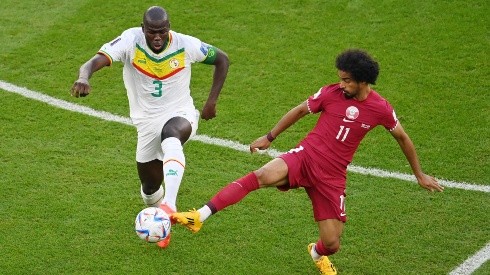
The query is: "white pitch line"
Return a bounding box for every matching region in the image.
[1,80,488,193]
[1,80,489,274]
[449,242,490,275]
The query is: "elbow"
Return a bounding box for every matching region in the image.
[221,53,230,70]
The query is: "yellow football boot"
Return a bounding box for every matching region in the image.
[172,209,202,233]
[308,243,337,275]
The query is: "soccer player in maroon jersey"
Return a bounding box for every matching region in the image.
[172,49,444,274]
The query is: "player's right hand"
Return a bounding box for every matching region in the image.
[71,78,91,98]
[417,174,444,192]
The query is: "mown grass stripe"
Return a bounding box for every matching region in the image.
[1,79,488,195]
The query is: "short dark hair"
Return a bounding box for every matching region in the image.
[143,6,168,24]
[335,49,379,84]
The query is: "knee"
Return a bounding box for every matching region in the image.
[161,127,180,141]
[253,168,272,187]
[161,118,191,141]
[253,169,265,182]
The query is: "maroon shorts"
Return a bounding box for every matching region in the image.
[279,148,347,222]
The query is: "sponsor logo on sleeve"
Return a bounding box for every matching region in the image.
[110,37,121,46]
[200,43,209,55]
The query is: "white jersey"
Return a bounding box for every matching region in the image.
[98,28,209,123]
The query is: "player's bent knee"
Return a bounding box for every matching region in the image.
[161,118,192,141]
[253,160,288,188]
[253,168,275,187]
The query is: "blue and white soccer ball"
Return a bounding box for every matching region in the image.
[135,207,171,243]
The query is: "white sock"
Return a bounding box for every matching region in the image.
[161,137,185,212]
[140,185,164,207]
[310,244,321,261]
[197,205,212,222]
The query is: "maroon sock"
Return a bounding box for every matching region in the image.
[207,172,260,212]
[315,240,338,256]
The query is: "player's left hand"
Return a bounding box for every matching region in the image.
[417,174,444,192]
[201,101,217,120]
[250,135,271,153]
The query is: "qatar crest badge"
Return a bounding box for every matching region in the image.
[345,106,359,120]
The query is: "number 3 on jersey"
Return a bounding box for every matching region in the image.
[152,80,163,97]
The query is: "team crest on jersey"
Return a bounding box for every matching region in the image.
[169,58,180,69]
[345,106,359,120]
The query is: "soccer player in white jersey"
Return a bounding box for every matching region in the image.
[71,6,229,248]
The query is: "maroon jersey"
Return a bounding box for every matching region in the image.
[298,83,398,187]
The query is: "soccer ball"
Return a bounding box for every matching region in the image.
[134,207,171,243]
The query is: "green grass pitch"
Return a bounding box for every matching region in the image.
[0,1,488,274]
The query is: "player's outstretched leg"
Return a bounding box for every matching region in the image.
[308,243,337,275]
[171,172,260,234]
[172,209,202,233]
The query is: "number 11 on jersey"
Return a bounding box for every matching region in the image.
[336,126,350,142]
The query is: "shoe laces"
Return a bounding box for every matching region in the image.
[316,257,336,274]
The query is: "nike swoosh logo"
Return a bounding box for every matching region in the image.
[343,118,354,123]
[340,213,347,217]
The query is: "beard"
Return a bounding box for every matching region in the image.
[343,90,355,99]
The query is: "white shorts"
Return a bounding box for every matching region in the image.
[134,108,199,163]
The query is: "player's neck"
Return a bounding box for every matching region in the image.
[354,86,371,101]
